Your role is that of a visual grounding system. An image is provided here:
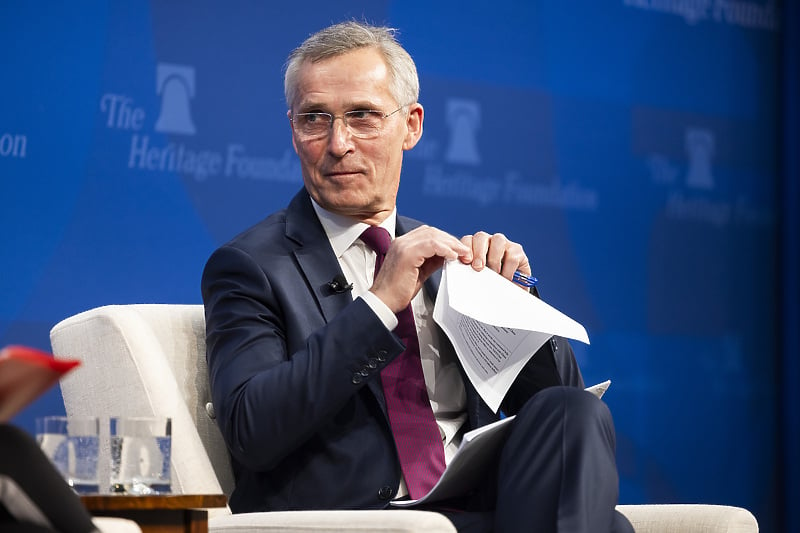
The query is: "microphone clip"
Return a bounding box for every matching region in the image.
[328,274,353,294]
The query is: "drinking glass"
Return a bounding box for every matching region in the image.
[109,416,172,495]
[36,416,100,494]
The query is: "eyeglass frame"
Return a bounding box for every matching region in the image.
[288,103,412,140]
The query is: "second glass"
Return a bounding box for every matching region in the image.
[109,416,172,495]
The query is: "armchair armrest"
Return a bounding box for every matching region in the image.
[617,504,758,533]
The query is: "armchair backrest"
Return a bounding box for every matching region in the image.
[50,304,234,499]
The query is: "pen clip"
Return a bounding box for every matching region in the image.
[512,271,538,288]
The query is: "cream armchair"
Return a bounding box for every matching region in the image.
[51,304,758,533]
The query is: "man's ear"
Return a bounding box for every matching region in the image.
[288,110,299,154]
[402,103,424,151]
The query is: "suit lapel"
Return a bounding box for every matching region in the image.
[285,191,353,323]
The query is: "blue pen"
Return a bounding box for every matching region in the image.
[512,271,538,288]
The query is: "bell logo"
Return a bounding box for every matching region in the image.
[154,63,196,135]
[444,99,481,166]
[685,127,714,190]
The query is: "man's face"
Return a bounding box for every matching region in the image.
[289,47,423,224]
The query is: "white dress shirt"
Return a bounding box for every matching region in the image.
[311,201,468,496]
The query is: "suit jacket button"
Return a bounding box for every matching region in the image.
[352,373,363,384]
[375,350,388,362]
[378,485,393,500]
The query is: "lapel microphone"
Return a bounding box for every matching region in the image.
[327,274,353,294]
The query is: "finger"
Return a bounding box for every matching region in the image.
[485,233,508,273]
[468,231,491,270]
[389,226,469,269]
[459,235,474,264]
[500,242,530,281]
[500,244,524,279]
[419,255,445,282]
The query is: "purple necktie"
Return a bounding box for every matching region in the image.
[360,226,446,500]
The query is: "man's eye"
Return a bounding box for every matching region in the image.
[348,110,373,120]
[305,113,325,123]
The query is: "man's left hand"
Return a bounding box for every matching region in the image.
[460,231,531,285]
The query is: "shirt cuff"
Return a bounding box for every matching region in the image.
[360,292,399,331]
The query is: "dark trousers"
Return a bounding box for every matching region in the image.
[423,387,634,533]
[419,336,633,533]
[0,424,97,533]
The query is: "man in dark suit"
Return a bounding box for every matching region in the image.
[202,21,632,533]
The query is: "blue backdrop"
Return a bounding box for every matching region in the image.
[1,1,791,531]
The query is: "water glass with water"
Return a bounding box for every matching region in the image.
[36,416,100,494]
[110,416,172,495]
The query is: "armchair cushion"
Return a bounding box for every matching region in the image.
[209,510,457,532]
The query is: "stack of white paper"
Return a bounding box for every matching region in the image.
[432,260,590,413]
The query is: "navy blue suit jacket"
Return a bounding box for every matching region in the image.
[202,189,581,513]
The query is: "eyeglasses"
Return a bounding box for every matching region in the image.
[289,104,409,140]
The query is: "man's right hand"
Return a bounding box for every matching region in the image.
[369,225,471,313]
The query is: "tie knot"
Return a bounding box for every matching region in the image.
[360,226,392,256]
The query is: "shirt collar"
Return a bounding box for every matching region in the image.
[310,199,397,259]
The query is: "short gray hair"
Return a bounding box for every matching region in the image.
[284,21,419,110]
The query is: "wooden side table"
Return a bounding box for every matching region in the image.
[81,494,227,533]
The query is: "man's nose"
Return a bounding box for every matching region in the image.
[327,117,354,155]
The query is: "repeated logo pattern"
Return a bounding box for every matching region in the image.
[155,63,197,136]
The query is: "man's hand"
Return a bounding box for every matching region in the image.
[460,231,531,285]
[370,225,470,313]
